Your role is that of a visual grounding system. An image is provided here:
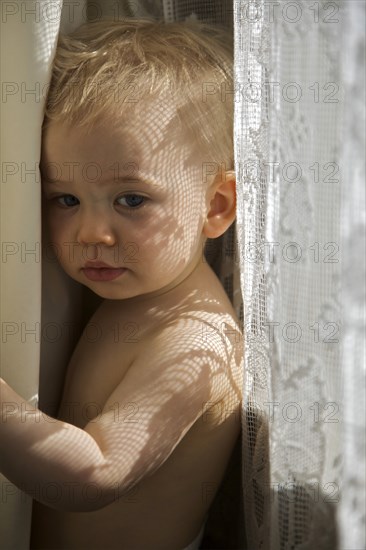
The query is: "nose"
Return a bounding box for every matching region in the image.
[76,207,117,247]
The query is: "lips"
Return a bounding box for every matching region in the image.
[84,261,117,269]
[82,262,127,282]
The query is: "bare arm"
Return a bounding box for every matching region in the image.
[0,325,232,512]
[0,378,108,511]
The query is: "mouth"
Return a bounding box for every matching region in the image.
[82,263,127,282]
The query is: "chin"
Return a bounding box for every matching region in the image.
[84,284,140,301]
[87,288,129,300]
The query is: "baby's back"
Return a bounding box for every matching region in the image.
[31,262,242,549]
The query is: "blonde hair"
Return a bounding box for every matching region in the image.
[44,18,233,167]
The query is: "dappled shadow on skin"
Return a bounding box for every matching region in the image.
[34,22,240,547]
[31,282,243,549]
[114,335,241,489]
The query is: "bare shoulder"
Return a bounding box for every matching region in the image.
[132,261,243,404]
[136,263,244,414]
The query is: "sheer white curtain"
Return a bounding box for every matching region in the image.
[235,1,365,548]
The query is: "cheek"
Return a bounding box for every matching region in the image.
[145,189,204,246]
[172,190,206,246]
[133,207,179,245]
[45,209,68,246]
[47,215,61,240]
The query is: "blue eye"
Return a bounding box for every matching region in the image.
[117,194,145,208]
[57,195,79,207]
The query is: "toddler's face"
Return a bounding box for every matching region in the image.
[41,102,210,300]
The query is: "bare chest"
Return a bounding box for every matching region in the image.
[58,304,152,427]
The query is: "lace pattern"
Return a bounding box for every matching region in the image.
[235,1,365,548]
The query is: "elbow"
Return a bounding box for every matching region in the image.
[57,468,133,513]
[41,481,118,513]
[38,470,128,513]
[32,457,135,512]
[62,487,116,513]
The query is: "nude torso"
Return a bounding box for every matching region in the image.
[31,263,243,549]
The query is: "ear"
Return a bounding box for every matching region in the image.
[202,170,236,239]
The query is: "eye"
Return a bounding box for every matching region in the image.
[116,194,146,208]
[57,194,80,207]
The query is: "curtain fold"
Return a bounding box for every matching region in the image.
[0,2,89,547]
[0,2,62,546]
[338,2,366,547]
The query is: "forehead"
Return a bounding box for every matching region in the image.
[41,99,203,183]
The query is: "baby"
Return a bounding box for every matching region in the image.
[0,18,243,550]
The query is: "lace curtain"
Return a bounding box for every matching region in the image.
[0,1,364,549]
[235,1,365,548]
